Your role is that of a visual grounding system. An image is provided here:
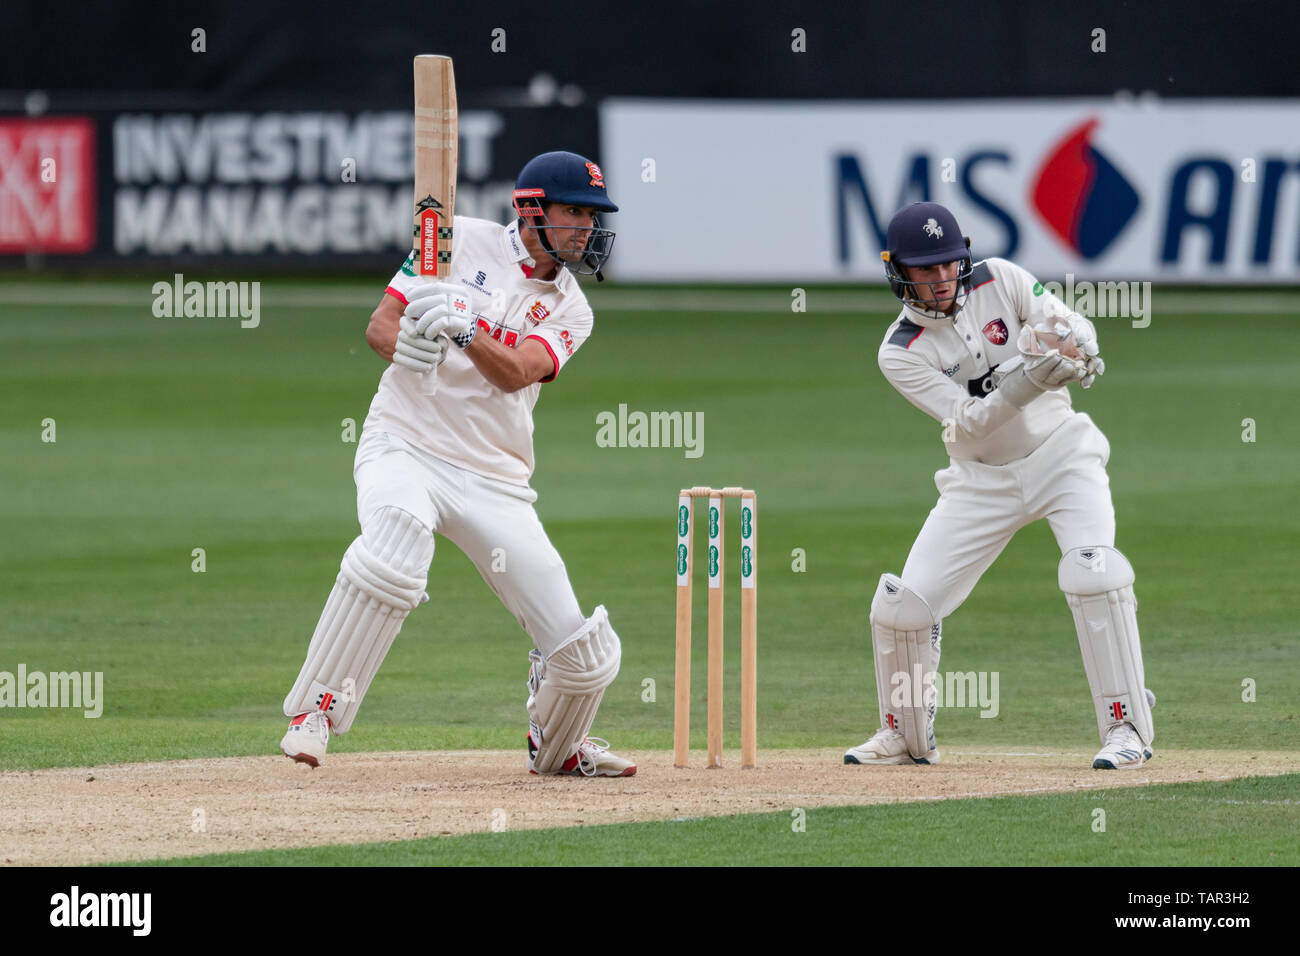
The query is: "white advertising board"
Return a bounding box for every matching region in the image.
[600,98,1300,283]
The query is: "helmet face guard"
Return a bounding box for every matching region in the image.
[513,151,618,279]
[883,250,974,322]
[513,190,616,277]
[881,202,974,323]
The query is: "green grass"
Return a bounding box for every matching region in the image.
[130,773,1300,866]
[2,279,1298,776]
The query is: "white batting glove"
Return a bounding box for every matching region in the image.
[404,281,476,347]
[393,315,448,374]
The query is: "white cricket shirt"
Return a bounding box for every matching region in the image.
[363,217,594,486]
[878,257,1097,466]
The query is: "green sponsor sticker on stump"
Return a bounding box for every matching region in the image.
[678,505,689,536]
[709,545,718,577]
[678,544,688,575]
[742,545,753,578]
[709,507,719,537]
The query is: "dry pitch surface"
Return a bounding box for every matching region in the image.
[3,749,1296,865]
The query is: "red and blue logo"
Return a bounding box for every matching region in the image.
[1031,119,1139,260]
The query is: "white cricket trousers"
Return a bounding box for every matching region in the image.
[900,413,1116,620]
[354,429,586,657]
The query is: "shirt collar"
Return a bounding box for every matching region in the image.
[503,220,534,268]
[505,218,567,285]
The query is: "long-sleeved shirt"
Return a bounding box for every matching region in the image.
[877,257,1096,466]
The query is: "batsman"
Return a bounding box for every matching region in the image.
[279,151,636,777]
[845,202,1155,771]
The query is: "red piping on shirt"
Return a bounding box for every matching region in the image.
[525,334,560,382]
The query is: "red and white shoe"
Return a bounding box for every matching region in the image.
[527,734,637,777]
[281,711,331,768]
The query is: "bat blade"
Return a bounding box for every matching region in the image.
[412,55,457,394]
[413,54,457,277]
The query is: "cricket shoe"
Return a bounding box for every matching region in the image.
[281,711,331,768]
[527,734,637,777]
[1092,722,1153,770]
[844,724,940,765]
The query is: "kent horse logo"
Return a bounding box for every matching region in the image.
[982,319,1009,344]
[923,218,943,238]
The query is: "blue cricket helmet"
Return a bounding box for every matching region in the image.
[512,151,617,278]
[513,150,618,212]
[882,202,974,322]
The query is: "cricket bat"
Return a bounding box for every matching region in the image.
[412,54,457,395]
